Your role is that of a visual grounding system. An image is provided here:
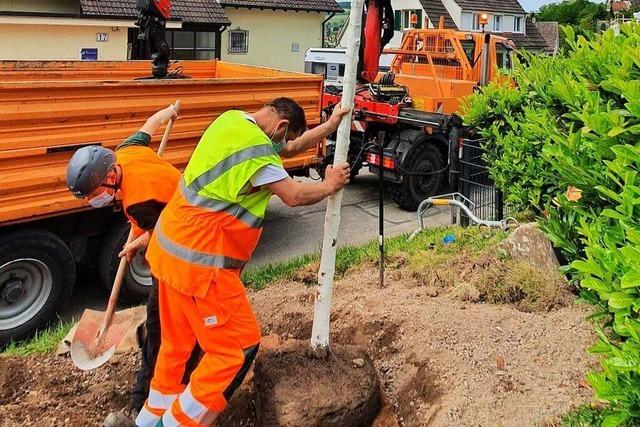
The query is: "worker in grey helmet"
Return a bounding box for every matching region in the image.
[66,105,200,427]
[66,146,117,206]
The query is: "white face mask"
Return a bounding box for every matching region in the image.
[88,189,115,208]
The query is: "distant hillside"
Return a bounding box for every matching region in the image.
[337,1,350,8]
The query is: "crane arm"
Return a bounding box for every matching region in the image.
[358,0,394,83]
[135,0,172,78]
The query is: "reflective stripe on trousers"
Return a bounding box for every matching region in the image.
[161,384,218,427]
[134,389,178,427]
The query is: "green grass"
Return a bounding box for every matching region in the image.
[561,404,608,427]
[242,225,507,290]
[1,318,74,356]
[3,225,506,356]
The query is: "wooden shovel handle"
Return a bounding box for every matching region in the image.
[99,227,135,335]
[157,100,180,157]
[98,99,181,335]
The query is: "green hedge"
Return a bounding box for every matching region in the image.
[463,24,640,426]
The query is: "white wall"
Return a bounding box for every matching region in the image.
[221,8,324,72]
[0,22,129,60]
[0,0,79,13]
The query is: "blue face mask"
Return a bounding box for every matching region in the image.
[270,124,288,153]
[88,189,115,208]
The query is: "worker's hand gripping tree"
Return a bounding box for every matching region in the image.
[311,0,365,356]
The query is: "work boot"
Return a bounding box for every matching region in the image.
[103,406,138,427]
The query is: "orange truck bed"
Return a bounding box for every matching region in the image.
[0,60,325,226]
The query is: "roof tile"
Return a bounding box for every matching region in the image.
[454,0,525,14]
[80,0,230,25]
[219,0,342,13]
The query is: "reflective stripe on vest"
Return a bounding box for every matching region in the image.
[154,220,247,269]
[178,180,263,229]
[146,110,283,296]
[187,143,275,192]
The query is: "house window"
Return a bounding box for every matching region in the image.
[196,32,216,59]
[228,29,248,54]
[472,14,481,30]
[172,31,195,60]
[393,9,423,30]
[165,31,217,60]
[514,16,523,32]
[493,15,502,31]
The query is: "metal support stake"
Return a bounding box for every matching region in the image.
[378,131,386,288]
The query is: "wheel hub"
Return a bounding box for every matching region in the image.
[1,278,26,304]
[0,258,53,329]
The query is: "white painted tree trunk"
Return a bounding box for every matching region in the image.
[311,0,365,355]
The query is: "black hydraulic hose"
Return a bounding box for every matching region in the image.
[377,131,385,288]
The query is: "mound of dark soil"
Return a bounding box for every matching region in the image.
[254,339,380,426]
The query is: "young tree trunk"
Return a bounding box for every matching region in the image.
[310,0,365,356]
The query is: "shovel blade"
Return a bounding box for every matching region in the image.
[70,309,130,371]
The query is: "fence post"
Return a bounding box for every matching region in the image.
[495,189,504,221]
[459,139,471,227]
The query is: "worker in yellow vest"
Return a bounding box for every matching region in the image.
[135,98,350,426]
[66,105,197,426]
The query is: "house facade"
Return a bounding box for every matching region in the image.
[219,0,342,71]
[387,0,554,53]
[0,0,341,72]
[0,0,229,61]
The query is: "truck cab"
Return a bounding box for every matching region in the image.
[322,27,515,211]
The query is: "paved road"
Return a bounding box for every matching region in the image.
[250,171,451,267]
[64,171,452,318]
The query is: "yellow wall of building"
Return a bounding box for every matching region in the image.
[0,23,129,60]
[221,8,325,72]
[0,0,79,13]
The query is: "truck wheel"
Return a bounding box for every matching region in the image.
[390,143,444,211]
[0,231,75,345]
[99,223,153,304]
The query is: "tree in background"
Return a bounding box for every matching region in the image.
[535,0,608,33]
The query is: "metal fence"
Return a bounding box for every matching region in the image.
[457,138,504,224]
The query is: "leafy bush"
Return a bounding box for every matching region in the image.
[462,24,640,426]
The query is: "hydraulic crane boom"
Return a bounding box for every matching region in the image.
[359,0,394,83]
[135,0,172,78]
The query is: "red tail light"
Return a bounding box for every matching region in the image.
[366,153,395,169]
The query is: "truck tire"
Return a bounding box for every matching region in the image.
[0,230,75,345]
[99,222,153,304]
[390,142,444,211]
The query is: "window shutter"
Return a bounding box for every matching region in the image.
[416,9,423,29]
[394,10,401,31]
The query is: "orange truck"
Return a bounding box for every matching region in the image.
[0,60,325,343]
[323,26,514,210]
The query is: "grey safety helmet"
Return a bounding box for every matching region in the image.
[66,146,116,198]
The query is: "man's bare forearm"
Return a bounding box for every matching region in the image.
[284,180,335,206]
[139,107,175,137]
[280,120,338,158]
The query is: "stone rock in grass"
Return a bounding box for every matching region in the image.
[254,339,381,427]
[500,223,561,273]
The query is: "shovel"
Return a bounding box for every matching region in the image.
[71,100,181,370]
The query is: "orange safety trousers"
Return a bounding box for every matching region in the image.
[135,273,261,427]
